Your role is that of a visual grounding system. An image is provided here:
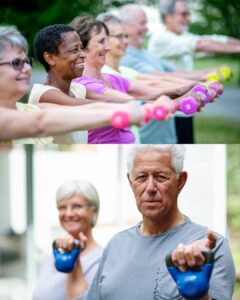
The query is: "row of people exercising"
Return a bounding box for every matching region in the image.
[0,15,225,144]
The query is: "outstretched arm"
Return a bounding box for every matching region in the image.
[170,230,235,300]
[195,38,240,54]
[0,102,146,140]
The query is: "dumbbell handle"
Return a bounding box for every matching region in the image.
[153,96,199,117]
[111,106,153,128]
[166,248,214,268]
[52,239,81,250]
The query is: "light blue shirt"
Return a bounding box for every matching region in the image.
[120,45,176,73]
[120,45,177,143]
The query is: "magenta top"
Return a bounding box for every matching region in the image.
[74,73,135,144]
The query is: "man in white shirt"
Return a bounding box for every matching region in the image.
[148,0,240,71]
[148,0,240,143]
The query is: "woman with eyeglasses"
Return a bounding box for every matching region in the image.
[33,180,103,300]
[0,26,148,143]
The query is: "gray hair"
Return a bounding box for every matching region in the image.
[159,0,181,19]
[97,12,122,25]
[56,180,100,227]
[0,26,28,60]
[118,4,144,24]
[127,145,186,179]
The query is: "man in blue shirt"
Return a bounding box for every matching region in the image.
[119,4,178,144]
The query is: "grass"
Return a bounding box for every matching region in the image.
[194,55,240,143]
[194,116,240,143]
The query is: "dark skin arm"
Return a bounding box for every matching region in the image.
[39,88,136,106]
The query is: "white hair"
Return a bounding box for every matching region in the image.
[118,4,145,24]
[127,145,186,179]
[56,180,100,227]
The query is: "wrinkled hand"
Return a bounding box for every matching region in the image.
[55,232,87,253]
[124,101,146,126]
[171,230,217,272]
[154,95,175,118]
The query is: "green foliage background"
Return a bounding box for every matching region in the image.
[227,145,240,234]
[186,0,240,38]
[1,0,239,54]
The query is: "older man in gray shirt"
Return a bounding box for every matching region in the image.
[88,145,236,300]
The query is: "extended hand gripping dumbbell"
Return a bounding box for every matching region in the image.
[165,249,214,300]
[53,240,81,273]
[152,84,220,117]
[111,83,223,128]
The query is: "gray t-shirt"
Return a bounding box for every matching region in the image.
[87,217,235,300]
[33,245,103,300]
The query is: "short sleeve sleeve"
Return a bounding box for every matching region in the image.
[74,77,108,95]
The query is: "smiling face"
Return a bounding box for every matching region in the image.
[46,31,86,80]
[57,193,96,239]
[128,148,187,222]
[0,44,31,106]
[166,1,190,34]
[85,28,110,68]
[125,8,148,48]
[108,22,129,58]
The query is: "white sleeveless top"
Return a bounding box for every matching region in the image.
[28,82,88,144]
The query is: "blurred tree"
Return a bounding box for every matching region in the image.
[187,0,240,38]
[0,0,112,54]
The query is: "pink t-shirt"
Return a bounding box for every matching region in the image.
[74,73,135,144]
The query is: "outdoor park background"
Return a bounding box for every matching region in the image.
[1,0,240,142]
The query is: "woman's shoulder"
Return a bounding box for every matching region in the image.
[70,81,87,98]
[102,72,124,80]
[28,84,60,104]
[87,244,104,260]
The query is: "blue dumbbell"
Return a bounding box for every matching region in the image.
[52,239,81,273]
[165,248,214,300]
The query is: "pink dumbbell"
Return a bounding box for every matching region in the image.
[209,83,222,97]
[111,111,130,128]
[152,105,169,120]
[191,85,212,106]
[143,107,152,123]
[178,96,199,115]
[111,107,153,129]
[152,101,178,120]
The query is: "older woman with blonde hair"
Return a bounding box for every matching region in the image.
[33,180,103,300]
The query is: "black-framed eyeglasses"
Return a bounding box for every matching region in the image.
[176,11,190,17]
[109,34,129,40]
[0,57,34,71]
